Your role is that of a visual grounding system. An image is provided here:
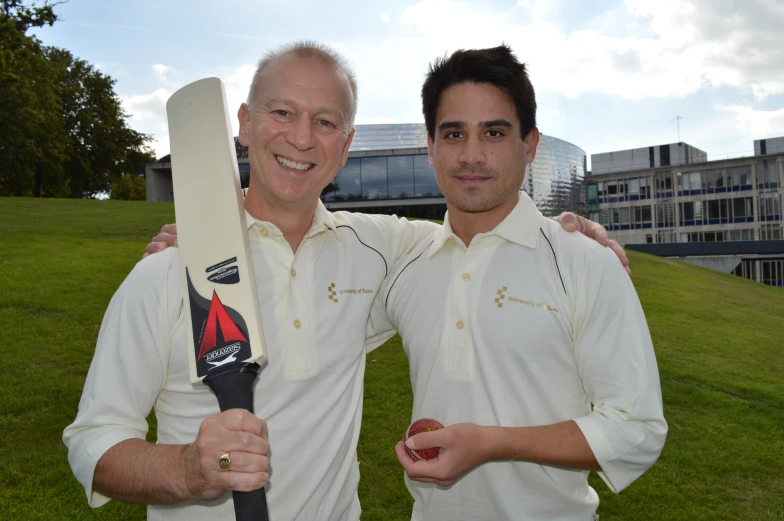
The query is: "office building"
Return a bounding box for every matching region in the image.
[586,140,784,287]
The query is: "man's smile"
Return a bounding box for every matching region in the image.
[276,155,314,171]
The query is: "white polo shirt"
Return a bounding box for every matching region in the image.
[370,192,667,521]
[63,201,434,521]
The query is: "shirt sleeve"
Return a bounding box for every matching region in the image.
[62,249,179,507]
[358,214,439,266]
[569,246,668,493]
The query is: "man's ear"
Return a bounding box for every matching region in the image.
[238,103,251,147]
[524,127,540,164]
[339,129,355,168]
[427,133,435,168]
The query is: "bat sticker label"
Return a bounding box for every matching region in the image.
[206,257,238,274]
[186,269,253,377]
[207,266,240,285]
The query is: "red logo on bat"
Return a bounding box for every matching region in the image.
[197,291,249,360]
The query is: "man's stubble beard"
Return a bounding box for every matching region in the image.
[443,165,516,214]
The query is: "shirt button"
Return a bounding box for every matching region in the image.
[260,227,269,237]
[456,320,464,330]
[448,237,457,245]
[291,268,297,277]
[462,272,470,281]
[293,319,302,329]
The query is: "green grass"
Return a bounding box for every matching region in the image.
[1,197,783,520]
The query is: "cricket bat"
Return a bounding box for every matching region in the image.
[167,77,269,521]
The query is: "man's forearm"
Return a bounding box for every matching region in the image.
[481,420,601,471]
[93,439,193,504]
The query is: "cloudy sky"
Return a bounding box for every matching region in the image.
[31,0,784,167]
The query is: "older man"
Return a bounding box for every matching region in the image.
[373,45,667,521]
[64,41,626,521]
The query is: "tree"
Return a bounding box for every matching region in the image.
[0,1,154,198]
[110,172,146,200]
[0,14,67,196]
[48,47,154,198]
[0,0,60,33]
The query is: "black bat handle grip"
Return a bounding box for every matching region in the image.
[204,362,269,521]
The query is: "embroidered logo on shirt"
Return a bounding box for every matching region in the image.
[328,283,375,304]
[493,286,558,312]
[494,286,508,308]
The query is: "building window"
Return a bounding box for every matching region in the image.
[761,259,784,287]
[334,158,362,201]
[600,209,610,227]
[387,156,415,198]
[739,166,752,188]
[728,229,754,241]
[629,178,639,196]
[760,224,783,240]
[414,155,440,197]
[640,177,650,197]
[654,170,672,197]
[656,200,675,227]
[757,160,779,188]
[360,157,388,199]
[759,192,782,221]
[634,205,652,226]
[619,207,631,226]
[660,145,671,166]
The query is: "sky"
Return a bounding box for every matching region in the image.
[30,0,784,168]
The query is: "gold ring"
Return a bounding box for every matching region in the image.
[219,453,231,471]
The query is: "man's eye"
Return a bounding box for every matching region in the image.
[445,132,462,139]
[317,119,336,129]
[273,110,290,118]
[486,130,504,137]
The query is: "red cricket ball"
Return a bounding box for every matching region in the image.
[403,418,445,461]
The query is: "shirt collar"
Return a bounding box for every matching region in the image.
[428,191,544,257]
[244,199,339,238]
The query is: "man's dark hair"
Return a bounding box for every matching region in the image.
[421,44,536,140]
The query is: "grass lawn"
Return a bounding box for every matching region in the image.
[1,197,782,520]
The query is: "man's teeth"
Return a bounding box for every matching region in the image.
[277,156,313,171]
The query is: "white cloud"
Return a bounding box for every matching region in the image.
[751,82,784,101]
[115,0,784,160]
[122,88,172,158]
[123,88,171,123]
[223,64,257,135]
[343,0,784,105]
[151,64,177,89]
[148,135,170,161]
[721,105,784,139]
[120,63,257,158]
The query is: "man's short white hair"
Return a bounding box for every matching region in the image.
[246,40,358,131]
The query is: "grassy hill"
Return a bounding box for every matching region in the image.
[0,197,782,520]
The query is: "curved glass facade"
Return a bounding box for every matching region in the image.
[321,125,587,217]
[525,134,588,216]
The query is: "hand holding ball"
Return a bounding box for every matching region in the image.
[403,418,445,461]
